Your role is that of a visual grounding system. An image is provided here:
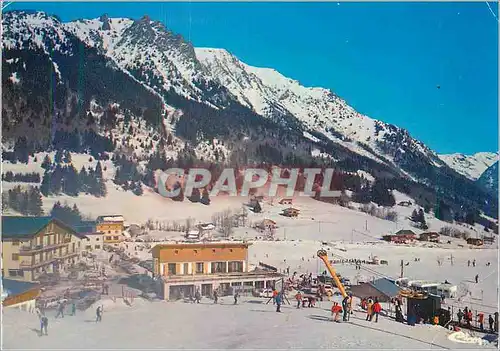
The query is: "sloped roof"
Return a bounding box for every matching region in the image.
[2,216,52,238]
[72,221,97,235]
[368,277,401,297]
[2,278,40,297]
[395,229,416,236]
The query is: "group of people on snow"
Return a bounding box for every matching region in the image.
[361,297,382,322]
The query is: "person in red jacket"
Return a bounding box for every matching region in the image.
[372,298,382,323]
[331,302,342,323]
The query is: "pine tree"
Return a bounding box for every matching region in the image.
[41,155,52,170]
[200,188,211,205]
[410,209,419,222]
[79,166,89,193]
[95,161,103,179]
[189,187,201,203]
[27,187,43,216]
[55,150,64,164]
[40,170,51,196]
[63,150,72,163]
[253,201,262,213]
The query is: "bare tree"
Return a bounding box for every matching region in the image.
[185,217,194,235]
[221,209,233,238]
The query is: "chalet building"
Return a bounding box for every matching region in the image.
[256,219,278,231]
[2,216,85,282]
[279,198,293,205]
[282,208,300,217]
[74,221,103,252]
[1,278,41,313]
[152,242,282,300]
[466,238,484,246]
[382,230,416,244]
[349,277,401,302]
[96,215,125,246]
[418,232,440,243]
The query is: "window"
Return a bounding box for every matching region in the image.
[195,262,204,274]
[8,269,23,277]
[167,263,176,275]
[113,236,119,240]
[95,245,101,249]
[86,245,92,250]
[115,230,119,234]
[183,263,189,275]
[211,262,227,273]
[174,250,179,254]
[12,240,20,246]
[108,231,111,234]
[96,238,100,241]
[11,253,19,261]
[228,261,243,273]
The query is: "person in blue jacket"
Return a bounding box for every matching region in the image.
[275,292,282,312]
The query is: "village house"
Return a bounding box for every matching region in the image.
[282,208,300,218]
[96,215,125,246]
[466,238,484,246]
[418,232,440,243]
[152,242,282,300]
[74,221,103,252]
[278,198,293,205]
[1,216,86,282]
[1,278,41,313]
[256,219,278,231]
[382,229,417,244]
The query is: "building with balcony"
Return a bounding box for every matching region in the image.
[73,221,103,252]
[96,215,125,246]
[1,216,86,282]
[152,242,282,300]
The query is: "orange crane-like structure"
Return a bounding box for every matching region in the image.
[317,249,348,298]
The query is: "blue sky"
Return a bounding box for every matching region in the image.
[8,2,499,155]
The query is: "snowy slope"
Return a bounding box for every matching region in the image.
[477,161,499,195]
[195,48,444,168]
[439,152,498,181]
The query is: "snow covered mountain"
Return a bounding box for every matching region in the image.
[439,152,498,181]
[477,161,499,195]
[2,10,497,218]
[60,14,445,171]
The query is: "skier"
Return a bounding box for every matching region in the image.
[472,259,476,267]
[40,315,48,336]
[366,299,373,321]
[295,291,302,309]
[342,295,350,321]
[372,298,382,323]
[475,274,479,284]
[195,289,201,304]
[457,309,464,325]
[331,302,342,322]
[466,309,473,328]
[233,291,239,305]
[478,312,484,331]
[275,292,282,312]
[55,302,65,318]
[489,314,494,333]
[95,305,103,322]
[71,302,76,316]
[213,290,218,304]
[272,289,278,305]
[468,260,471,267]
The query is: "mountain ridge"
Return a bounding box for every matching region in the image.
[2,10,497,219]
